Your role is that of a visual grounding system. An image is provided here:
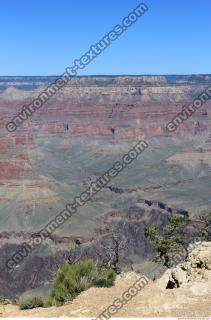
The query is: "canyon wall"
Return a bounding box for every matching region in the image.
[0,75,211,299]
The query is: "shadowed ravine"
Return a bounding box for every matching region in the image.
[0,75,211,299]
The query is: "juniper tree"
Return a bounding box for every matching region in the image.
[144,215,190,268]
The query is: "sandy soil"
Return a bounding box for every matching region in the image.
[1,273,211,317]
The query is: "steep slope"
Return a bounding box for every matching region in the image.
[1,242,211,317]
[0,75,211,299]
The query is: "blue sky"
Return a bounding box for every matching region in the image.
[1,0,211,75]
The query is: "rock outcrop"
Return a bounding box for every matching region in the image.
[157,242,211,289]
[1,75,211,299]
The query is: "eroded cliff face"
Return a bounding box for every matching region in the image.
[0,75,211,298]
[1,75,211,138]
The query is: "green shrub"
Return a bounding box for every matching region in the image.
[0,297,10,305]
[19,294,44,310]
[94,268,116,287]
[47,259,116,306]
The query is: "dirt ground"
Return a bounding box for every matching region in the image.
[1,273,211,317]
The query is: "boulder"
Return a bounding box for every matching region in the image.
[188,242,211,270]
[156,242,211,289]
[156,269,172,289]
[156,267,188,289]
[169,267,188,288]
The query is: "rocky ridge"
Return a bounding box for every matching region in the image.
[157,241,211,289]
[1,75,211,299]
[1,242,211,317]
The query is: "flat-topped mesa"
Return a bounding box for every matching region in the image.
[1,75,211,138]
[1,74,211,89]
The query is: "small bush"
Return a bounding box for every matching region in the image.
[94,268,116,287]
[47,259,116,306]
[19,294,44,310]
[0,297,10,305]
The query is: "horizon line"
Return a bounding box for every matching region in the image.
[0,73,211,78]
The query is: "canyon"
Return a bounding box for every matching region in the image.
[0,75,211,300]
